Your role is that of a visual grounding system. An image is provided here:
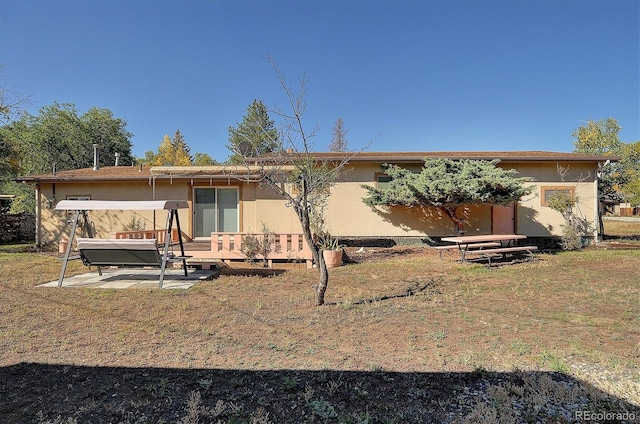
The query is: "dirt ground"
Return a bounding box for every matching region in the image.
[1,244,639,423]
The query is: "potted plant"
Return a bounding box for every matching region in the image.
[317,232,343,268]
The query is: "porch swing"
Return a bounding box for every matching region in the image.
[55,200,191,288]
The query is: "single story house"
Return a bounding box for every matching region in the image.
[17,151,611,250]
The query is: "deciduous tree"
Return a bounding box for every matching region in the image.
[0,65,30,125]
[547,165,593,250]
[141,150,157,166]
[571,118,640,208]
[151,130,193,166]
[232,57,371,306]
[194,153,216,165]
[328,118,348,152]
[0,102,134,212]
[572,118,623,156]
[619,141,640,206]
[572,118,623,204]
[154,135,175,165]
[2,103,134,174]
[362,158,534,234]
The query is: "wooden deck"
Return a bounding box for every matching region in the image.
[182,241,213,251]
[109,231,314,268]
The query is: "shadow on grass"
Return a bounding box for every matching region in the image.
[601,234,640,246]
[1,363,638,423]
[0,243,39,253]
[218,267,288,278]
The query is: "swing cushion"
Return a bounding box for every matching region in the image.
[77,238,164,267]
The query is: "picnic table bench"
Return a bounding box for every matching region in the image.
[432,241,501,259]
[440,234,538,267]
[463,245,538,267]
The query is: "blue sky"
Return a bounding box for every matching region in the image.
[1,0,638,162]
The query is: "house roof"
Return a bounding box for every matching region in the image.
[17,165,157,183]
[16,151,616,183]
[311,151,617,163]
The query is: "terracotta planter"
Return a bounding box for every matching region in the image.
[322,249,343,268]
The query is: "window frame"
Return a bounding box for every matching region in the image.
[540,186,575,207]
[193,186,239,237]
[375,172,393,190]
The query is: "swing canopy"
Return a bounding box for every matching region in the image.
[55,200,189,211]
[55,200,190,288]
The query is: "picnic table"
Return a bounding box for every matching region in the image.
[439,234,537,265]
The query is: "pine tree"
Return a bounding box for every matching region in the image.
[171,129,193,165]
[227,99,279,163]
[363,158,534,234]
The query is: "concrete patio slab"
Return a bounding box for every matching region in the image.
[39,268,218,289]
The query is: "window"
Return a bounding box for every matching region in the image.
[375,173,393,190]
[541,186,575,207]
[66,196,91,200]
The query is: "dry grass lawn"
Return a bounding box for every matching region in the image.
[0,224,639,422]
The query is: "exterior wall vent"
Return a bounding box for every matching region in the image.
[93,144,100,170]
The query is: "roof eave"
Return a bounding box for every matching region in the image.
[251,151,620,164]
[150,164,298,175]
[14,176,154,183]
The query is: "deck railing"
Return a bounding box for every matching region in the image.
[210,232,313,268]
[109,228,179,243]
[108,230,314,268]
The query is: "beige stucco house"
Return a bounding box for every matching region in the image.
[17,151,611,248]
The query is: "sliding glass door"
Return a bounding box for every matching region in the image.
[193,187,238,238]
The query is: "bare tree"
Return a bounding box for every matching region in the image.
[329,118,348,152]
[546,164,594,249]
[0,65,30,124]
[230,56,372,305]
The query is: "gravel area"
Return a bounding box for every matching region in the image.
[445,369,639,423]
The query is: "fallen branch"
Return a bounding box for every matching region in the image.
[325,277,442,306]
